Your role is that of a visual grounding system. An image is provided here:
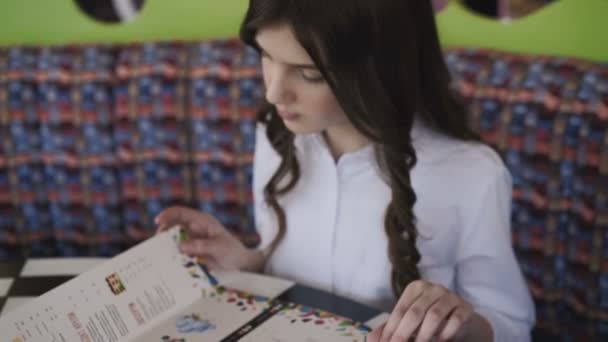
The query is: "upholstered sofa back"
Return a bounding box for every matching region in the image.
[446,48,608,340]
[1,41,607,339]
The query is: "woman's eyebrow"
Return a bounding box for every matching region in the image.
[258,46,318,70]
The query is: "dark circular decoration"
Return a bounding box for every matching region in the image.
[74,0,146,24]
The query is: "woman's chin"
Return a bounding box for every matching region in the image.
[282,120,318,135]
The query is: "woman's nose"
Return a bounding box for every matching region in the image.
[265,67,295,106]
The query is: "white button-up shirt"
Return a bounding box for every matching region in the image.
[253,121,536,341]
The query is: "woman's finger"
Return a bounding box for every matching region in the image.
[179,239,219,257]
[438,305,473,341]
[155,206,204,231]
[387,286,445,342]
[186,218,223,239]
[367,323,385,342]
[200,256,221,271]
[380,280,427,341]
[414,295,459,342]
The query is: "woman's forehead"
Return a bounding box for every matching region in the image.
[255,23,315,67]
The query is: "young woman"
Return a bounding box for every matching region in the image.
[156,0,535,341]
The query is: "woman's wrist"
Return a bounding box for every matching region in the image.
[240,249,266,273]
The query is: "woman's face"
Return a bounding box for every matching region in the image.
[255,23,350,135]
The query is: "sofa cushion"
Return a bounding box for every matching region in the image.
[445,47,608,340]
[0,40,261,258]
[2,40,607,339]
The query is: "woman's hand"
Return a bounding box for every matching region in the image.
[155,206,264,272]
[368,280,478,342]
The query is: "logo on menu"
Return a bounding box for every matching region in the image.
[105,273,126,295]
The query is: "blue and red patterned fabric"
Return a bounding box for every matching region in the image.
[0,41,262,258]
[446,48,608,340]
[1,41,607,339]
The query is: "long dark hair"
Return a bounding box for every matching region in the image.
[240,0,478,297]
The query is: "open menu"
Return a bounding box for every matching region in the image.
[0,228,370,341]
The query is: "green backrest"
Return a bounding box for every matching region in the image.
[436,0,608,62]
[0,0,606,62]
[0,0,248,46]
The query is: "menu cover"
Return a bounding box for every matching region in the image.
[0,228,370,342]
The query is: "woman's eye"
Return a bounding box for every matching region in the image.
[300,71,325,83]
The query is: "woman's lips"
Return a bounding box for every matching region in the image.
[277,111,301,121]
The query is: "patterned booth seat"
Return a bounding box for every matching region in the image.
[446,48,608,341]
[1,40,607,340]
[0,41,262,258]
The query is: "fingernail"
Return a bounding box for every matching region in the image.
[154,216,160,224]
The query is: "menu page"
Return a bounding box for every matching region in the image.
[0,227,216,342]
[239,303,370,342]
[133,286,272,341]
[1,228,372,342]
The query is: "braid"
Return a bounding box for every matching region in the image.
[257,105,301,256]
[378,143,421,296]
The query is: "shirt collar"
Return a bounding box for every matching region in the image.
[302,117,437,164]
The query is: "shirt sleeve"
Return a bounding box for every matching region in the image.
[252,122,279,252]
[455,164,536,342]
